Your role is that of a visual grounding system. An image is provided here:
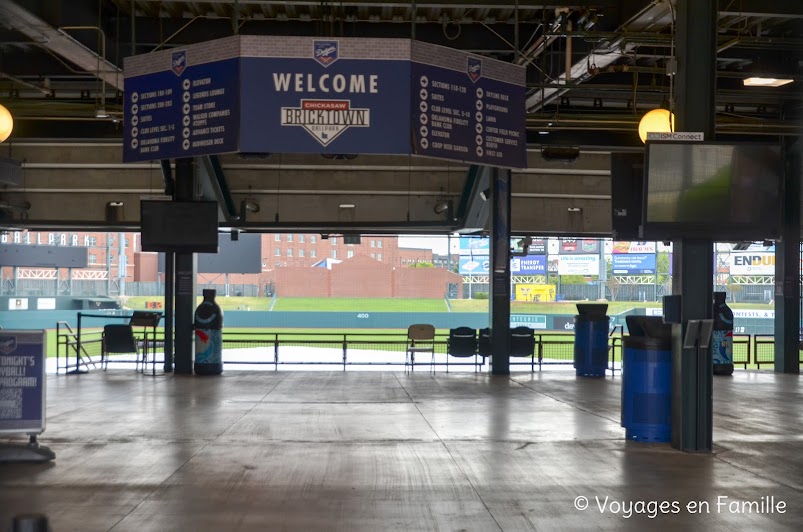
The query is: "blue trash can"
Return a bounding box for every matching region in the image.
[621,335,672,442]
[573,304,609,377]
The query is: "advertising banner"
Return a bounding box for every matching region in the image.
[458,237,490,255]
[458,256,490,275]
[611,253,656,275]
[515,284,556,302]
[560,239,600,254]
[612,241,656,254]
[124,36,527,168]
[0,330,46,434]
[510,314,547,329]
[558,255,600,275]
[729,252,775,276]
[510,254,546,275]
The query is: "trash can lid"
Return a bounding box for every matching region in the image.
[576,303,608,318]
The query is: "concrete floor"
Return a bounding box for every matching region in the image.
[1,369,801,531]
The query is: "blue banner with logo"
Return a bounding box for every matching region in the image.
[612,253,656,275]
[0,330,46,434]
[410,42,526,168]
[458,237,490,255]
[123,36,526,167]
[510,254,546,275]
[459,256,491,275]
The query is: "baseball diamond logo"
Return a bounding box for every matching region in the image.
[281,100,370,146]
[0,336,17,355]
[172,50,187,76]
[467,56,482,82]
[313,40,339,67]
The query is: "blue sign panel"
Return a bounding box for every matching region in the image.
[612,253,656,275]
[123,36,527,168]
[239,54,410,155]
[511,255,546,275]
[410,42,527,168]
[123,38,241,162]
[0,330,46,434]
[458,237,490,255]
[459,256,490,275]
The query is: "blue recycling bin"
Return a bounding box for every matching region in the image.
[621,319,672,442]
[573,304,609,377]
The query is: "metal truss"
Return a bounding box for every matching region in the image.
[730,276,774,285]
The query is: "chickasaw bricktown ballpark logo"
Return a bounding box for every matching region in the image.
[172,50,187,76]
[313,40,339,67]
[0,336,17,355]
[467,56,482,82]
[281,100,370,146]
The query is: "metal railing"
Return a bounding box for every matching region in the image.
[56,324,802,374]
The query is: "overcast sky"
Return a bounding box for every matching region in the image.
[398,235,454,255]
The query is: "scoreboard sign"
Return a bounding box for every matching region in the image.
[123,36,526,168]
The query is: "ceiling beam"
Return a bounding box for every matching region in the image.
[0,1,123,90]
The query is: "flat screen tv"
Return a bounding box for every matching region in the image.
[140,201,219,253]
[642,142,782,240]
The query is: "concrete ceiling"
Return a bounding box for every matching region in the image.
[0,1,801,235]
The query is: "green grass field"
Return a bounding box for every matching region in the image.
[122,296,775,314]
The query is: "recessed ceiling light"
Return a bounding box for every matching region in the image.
[743,77,794,87]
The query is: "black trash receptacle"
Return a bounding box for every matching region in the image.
[621,316,672,442]
[573,304,609,377]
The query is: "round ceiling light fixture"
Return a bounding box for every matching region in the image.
[0,104,13,143]
[638,108,674,144]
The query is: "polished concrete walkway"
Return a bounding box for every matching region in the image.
[1,370,801,531]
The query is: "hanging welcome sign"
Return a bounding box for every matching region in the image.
[123,36,526,169]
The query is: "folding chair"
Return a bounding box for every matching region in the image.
[510,326,536,372]
[406,324,435,372]
[446,327,478,373]
[101,324,142,372]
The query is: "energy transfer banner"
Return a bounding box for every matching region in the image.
[123,36,526,168]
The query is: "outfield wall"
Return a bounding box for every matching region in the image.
[0,309,775,335]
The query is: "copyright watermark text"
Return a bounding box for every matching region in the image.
[573,495,786,519]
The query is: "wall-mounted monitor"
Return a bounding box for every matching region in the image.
[643,142,782,241]
[140,201,219,253]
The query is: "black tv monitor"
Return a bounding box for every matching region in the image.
[610,152,644,241]
[140,201,219,253]
[642,142,782,240]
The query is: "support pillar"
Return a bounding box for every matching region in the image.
[163,251,175,373]
[173,158,197,375]
[670,0,716,453]
[774,139,801,374]
[490,167,511,375]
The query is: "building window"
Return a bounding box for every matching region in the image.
[378,240,383,248]
[331,250,337,259]
[275,261,282,268]
[287,248,293,257]
[378,253,382,261]
[299,249,305,258]
[274,234,281,241]
[371,253,375,259]
[370,240,375,247]
[287,234,293,242]
[299,234,305,243]
[310,235,316,244]
[311,249,317,258]
[84,236,97,247]
[331,236,337,246]
[275,248,281,256]
[88,254,97,265]
[347,250,354,258]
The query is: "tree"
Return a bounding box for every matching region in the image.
[410,261,434,268]
[560,275,587,285]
